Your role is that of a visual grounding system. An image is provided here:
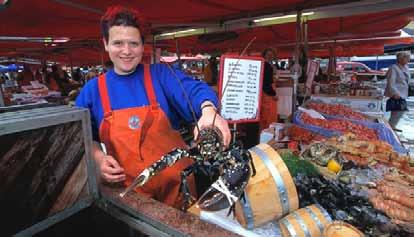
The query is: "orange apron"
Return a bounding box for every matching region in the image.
[98,64,195,208]
[259,93,278,131]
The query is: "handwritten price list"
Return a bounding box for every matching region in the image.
[220,58,262,121]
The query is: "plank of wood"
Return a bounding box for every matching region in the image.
[49,156,88,214]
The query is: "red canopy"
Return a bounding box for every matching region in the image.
[0,1,413,64]
[158,8,414,54]
[0,0,362,38]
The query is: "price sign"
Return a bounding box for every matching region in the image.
[218,55,264,123]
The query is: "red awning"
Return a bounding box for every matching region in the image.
[0,1,413,64]
[158,8,414,54]
[0,0,361,38]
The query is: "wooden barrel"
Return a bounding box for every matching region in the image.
[279,204,333,237]
[323,222,364,237]
[235,143,299,229]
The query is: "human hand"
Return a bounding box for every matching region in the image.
[96,153,126,183]
[194,104,231,148]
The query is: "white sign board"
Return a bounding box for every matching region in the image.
[219,56,264,123]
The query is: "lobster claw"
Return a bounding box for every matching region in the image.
[197,162,251,211]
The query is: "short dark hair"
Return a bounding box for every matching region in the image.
[100,5,145,43]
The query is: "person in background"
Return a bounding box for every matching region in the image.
[238,48,279,149]
[260,48,278,131]
[34,69,43,83]
[75,5,230,209]
[17,65,34,86]
[46,64,68,93]
[203,56,218,86]
[84,70,97,82]
[71,68,84,85]
[384,51,411,131]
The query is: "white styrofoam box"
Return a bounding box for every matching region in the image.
[311,95,382,112]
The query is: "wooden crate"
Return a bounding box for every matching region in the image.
[0,106,97,236]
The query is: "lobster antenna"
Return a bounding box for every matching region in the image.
[208,37,256,130]
[217,37,257,114]
[160,60,201,133]
[159,37,256,137]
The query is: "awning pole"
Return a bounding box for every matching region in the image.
[175,38,182,70]
[292,10,303,116]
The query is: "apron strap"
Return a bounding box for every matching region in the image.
[139,64,158,147]
[98,73,112,115]
[98,73,115,155]
[144,64,158,109]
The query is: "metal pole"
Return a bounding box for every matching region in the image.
[0,85,5,107]
[69,54,73,76]
[292,10,302,116]
[175,38,182,70]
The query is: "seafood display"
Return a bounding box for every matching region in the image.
[291,135,414,235]
[307,102,368,121]
[326,133,414,174]
[367,169,414,233]
[301,142,346,170]
[294,174,398,236]
[287,125,326,144]
[300,112,378,140]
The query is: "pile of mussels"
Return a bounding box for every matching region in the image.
[294,174,408,236]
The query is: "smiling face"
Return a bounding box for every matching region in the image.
[104,25,144,75]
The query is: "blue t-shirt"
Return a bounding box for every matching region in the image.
[75,64,218,141]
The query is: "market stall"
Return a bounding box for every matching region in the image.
[201,102,414,236]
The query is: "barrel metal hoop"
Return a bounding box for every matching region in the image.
[241,192,255,230]
[315,204,333,223]
[292,212,311,237]
[250,146,290,215]
[281,218,297,237]
[304,206,324,234]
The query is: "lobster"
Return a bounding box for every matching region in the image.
[119,38,258,212]
[120,125,256,212]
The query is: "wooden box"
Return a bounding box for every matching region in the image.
[0,106,239,237]
[0,106,98,236]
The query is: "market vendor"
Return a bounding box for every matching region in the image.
[75,5,230,209]
[384,51,411,131]
[260,47,278,131]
